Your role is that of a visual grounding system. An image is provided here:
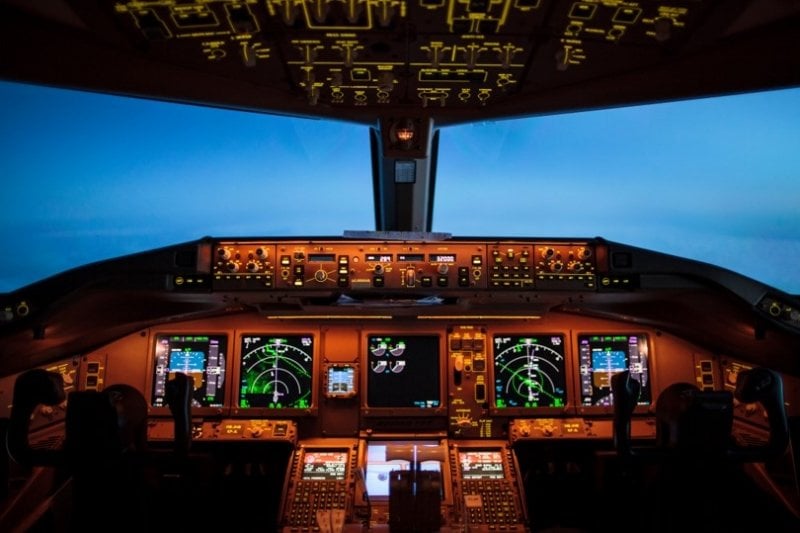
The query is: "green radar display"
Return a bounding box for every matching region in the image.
[493,335,566,408]
[239,335,314,409]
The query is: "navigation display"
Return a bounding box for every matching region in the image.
[301,449,348,481]
[239,334,314,409]
[578,334,651,407]
[493,334,567,409]
[151,334,227,408]
[459,450,505,480]
[367,335,440,409]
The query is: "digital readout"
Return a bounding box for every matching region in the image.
[366,254,393,262]
[429,254,456,262]
[308,254,336,262]
[397,254,424,262]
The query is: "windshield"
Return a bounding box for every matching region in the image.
[1,81,798,293]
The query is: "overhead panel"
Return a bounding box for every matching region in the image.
[111,0,710,111]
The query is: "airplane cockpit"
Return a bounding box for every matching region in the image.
[1,1,800,531]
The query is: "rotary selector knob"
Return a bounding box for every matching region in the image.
[314,270,327,282]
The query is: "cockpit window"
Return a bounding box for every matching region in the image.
[435,87,800,293]
[0,81,372,291]
[2,81,798,293]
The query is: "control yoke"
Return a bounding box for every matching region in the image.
[611,367,790,461]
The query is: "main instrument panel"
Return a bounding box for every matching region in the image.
[0,237,784,532]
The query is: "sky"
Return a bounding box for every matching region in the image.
[1,80,799,293]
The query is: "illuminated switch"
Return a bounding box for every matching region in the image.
[437,276,448,287]
[421,276,433,287]
[373,276,384,287]
[280,255,291,266]
[293,265,304,276]
[472,255,482,266]
[339,255,349,264]
[338,276,349,287]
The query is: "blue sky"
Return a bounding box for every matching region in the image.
[1,81,798,293]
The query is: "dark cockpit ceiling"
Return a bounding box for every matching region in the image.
[2,0,800,126]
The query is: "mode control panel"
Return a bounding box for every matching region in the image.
[211,240,597,292]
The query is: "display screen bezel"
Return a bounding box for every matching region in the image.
[489,332,569,416]
[361,332,446,417]
[576,332,653,415]
[147,332,230,417]
[232,331,319,416]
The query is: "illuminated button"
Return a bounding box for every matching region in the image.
[437,276,448,287]
[280,255,291,266]
[338,276,349,287]
[293,278,304,287]
[472,255,483,266]
[373,276,384,287]
[338,255,349,264]
[421,276,433,287]
[294,265,304,276]
[87,362,99,373]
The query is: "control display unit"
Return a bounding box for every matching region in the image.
[301,449,349,481]
[459,450,505,480]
